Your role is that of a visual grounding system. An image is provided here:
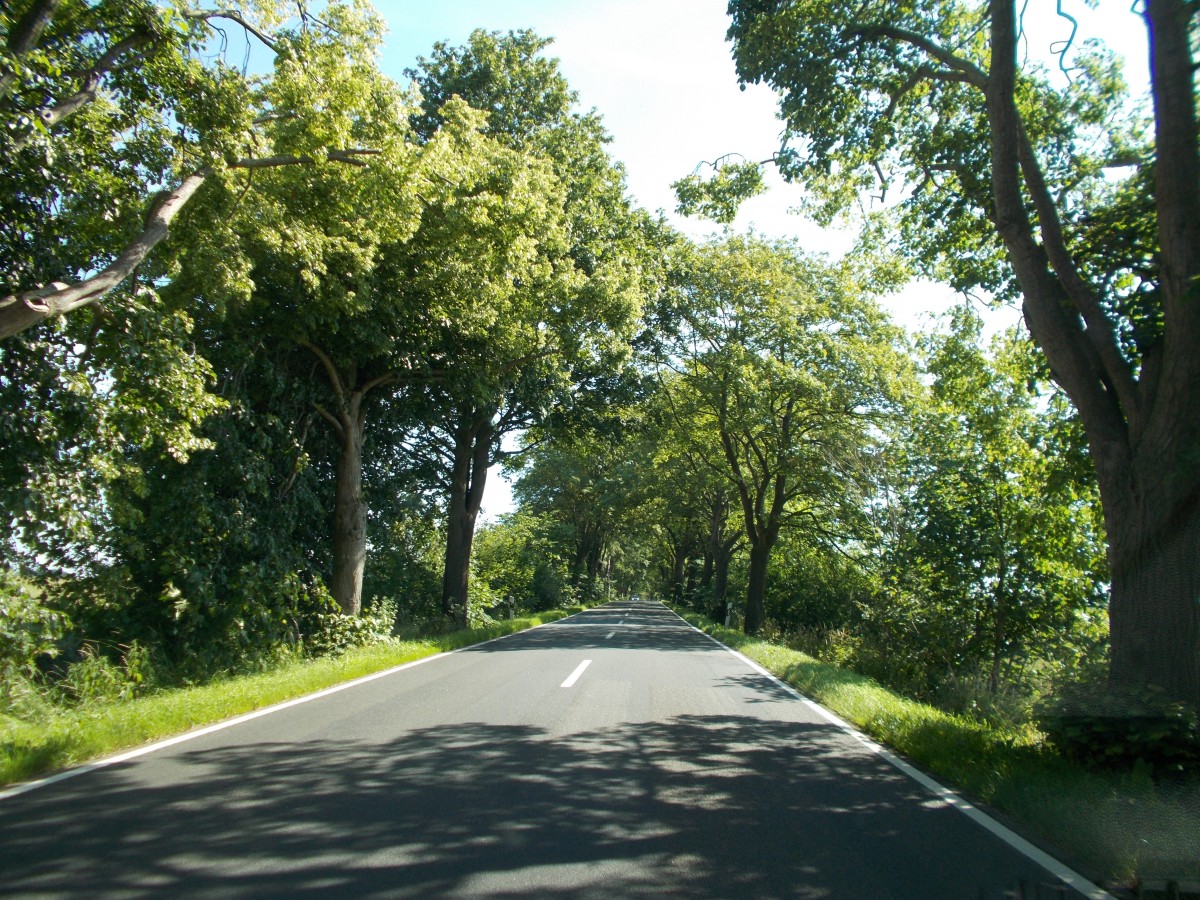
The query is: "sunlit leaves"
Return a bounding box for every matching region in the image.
[878,307,1108,689]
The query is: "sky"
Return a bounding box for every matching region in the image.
[359,0,1150,518]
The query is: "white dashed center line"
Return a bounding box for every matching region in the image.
[560,659,592,688]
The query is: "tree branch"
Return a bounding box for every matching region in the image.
[186,9,282,54]
[0,171,208,339]
[0,0,61,101]
[14,32,154,148]
[985,0,1129,457]
[302,340,347,400]
[0,149,383,340]
[230,148,382,169]
[313,402,345,440]
[1013,121,1141,423]
[849,23,988,89]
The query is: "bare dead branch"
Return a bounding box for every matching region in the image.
[186,9,282,54]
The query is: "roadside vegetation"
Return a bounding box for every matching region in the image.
[0,607,584,789]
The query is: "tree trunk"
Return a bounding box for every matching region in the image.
[744,542,770,635]
[330,398,366,616]
[569,539,588,588]
[672,545,686,603]
[586,540,603,593]
[1107,490,1200,702]
[987,0,1200,704]
[441,413,493,628]
[714,547,731,619]
[699,551,714,593]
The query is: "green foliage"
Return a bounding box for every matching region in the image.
[767,539,872,632]
[672,159,766,224]
[471,512,544,611]
[0,569,64,675]
[725,0,1139,300]
[52,641,156,706]
[302,597,398,658]
[364,511,445,626]
[651,233,908,631]
[872,307,1108,698]
[1038,680,1200,776]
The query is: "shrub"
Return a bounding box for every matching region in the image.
[0,570,66,675]
[1037,680,1200,776]
[301,595,397,658]
[52,641,157,705]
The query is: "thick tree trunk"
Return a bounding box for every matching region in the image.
[672,545,686,603]
[744,542,769,635]
[441,413,492,628]
[986,0,1200,704]
[330,396,366,616]
[306,344,398,618]
[1107,489,1200,702]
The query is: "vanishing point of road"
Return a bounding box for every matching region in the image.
[0,600,1109,898]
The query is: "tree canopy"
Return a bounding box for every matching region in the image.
[674,0,1200,705]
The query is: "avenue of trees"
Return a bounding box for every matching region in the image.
[680,0,1197,706]
[1,0,1194,738]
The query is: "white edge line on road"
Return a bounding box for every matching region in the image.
[661,603,1114,900]
[0,604,602,803]
[560,659,592,688]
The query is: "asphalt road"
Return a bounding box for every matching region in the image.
[0,600,1103,898]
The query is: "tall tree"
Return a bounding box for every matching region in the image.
[659,236,903,633]
[405,30,652,625]
[157,5,428,617]
[718,0,1200,702]
[643,384,743,618]
[882,307,1108,693]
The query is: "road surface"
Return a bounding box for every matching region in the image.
[0,600,1103,898]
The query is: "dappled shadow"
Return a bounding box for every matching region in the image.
[715,673,800,704]
[1,713,1068,898]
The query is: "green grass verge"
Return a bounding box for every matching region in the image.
[676,609,1200,887]
[0,608,582,790]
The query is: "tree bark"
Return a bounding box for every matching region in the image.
[745,542,770,635]
[330,396,366,616]
[441,411,493,628]
[306,343,400,617]
[1107,490,1200,701]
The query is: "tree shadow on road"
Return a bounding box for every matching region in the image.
[1,713,1065,898]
